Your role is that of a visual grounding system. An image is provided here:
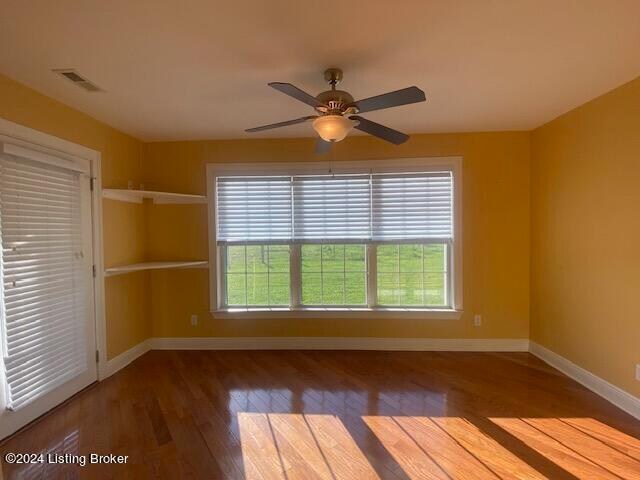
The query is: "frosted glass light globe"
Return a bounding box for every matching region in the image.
[312,115,354,142]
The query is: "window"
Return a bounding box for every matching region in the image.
[377,244,448,306]
[209,158,461,315]
[225,245,290,306]
[301,244,367,305]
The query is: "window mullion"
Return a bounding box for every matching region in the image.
[421,244,426,305]
[244,245,248,306]
[396,244,401,304]
[266,245,271,305]
[366,244,377,308]
[320,245,324,305]
[342,245,346,305]
[446,242,453,308]
[290,243,301,308]
[219,246,227,309]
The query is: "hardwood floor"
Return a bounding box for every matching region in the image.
[1,350,639,479]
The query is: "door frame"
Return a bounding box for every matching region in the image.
[0,118,107,437]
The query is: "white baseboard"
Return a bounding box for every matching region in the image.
[150,336,529,352]
[102,337,528,382]
[100,338,640,422]
[529,341,640,420]
[103,339,152,379]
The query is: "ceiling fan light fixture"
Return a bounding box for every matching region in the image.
[312,115,354,142]
[246,69,425,149]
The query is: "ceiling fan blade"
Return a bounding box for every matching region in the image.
[315,138,332,154]
[350,116,409,145]
[347,86,425,114]
[246,116,317,133]
[268,82,326,108]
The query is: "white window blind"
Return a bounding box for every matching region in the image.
[372,172,453,242]
[216,176,292,244]
[293,174,370,242]
[0,153,88,410]
[216,171,453,244]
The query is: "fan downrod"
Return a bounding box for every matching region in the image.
[316,68,355,114]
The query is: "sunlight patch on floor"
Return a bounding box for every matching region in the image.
[563,417,640,462]
[490,417,640,480]
[238,412,379,480]
[363,416,544,479]
[239,412,640,480]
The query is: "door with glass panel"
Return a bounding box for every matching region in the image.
[0,144,96,439]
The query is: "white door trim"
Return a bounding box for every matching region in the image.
[0,117,106,439]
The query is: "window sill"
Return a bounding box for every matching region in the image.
[212,307,462,320]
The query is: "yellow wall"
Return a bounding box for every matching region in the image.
[144,133,531,339]
[3,69,638,400]
[0,74,151,359]
[0,73,531,355]
[531,77,640,396]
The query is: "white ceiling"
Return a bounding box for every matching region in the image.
[1,0,640,141]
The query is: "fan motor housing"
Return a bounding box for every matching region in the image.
[315,90,355,113]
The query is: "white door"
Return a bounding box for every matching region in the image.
[0,143,97,439]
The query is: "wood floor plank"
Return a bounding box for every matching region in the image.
[490,417,621,479]
[430,417,547,480]
[304,414,380,480]
[393,416,498,479]
[238,413,287,480]
[563,417,640,462]
[363,416,451,480]
[1,351,639,480]
[268,413,334,479]
[524,418,640,479]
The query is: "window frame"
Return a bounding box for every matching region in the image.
[207,157,463,319]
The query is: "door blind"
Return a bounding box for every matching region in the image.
[216,176,292,244]
[371,172,453,241]
[293,174,370,241]
[0,153,88,410]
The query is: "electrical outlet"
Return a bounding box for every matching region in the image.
[474,314,482,327]
[636,364,640,381]
[127,180,134,190]
[190,314,198,326]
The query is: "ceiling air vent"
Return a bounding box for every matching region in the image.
[53,69,103,92]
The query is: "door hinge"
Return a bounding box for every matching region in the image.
[92,265,97,278]
[95,350,99,363]
[90,177,95,191]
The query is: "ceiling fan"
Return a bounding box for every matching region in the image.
[245,68,426,154]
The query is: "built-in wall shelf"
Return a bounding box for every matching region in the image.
[105,261,208,277]
[102,189,206,204]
